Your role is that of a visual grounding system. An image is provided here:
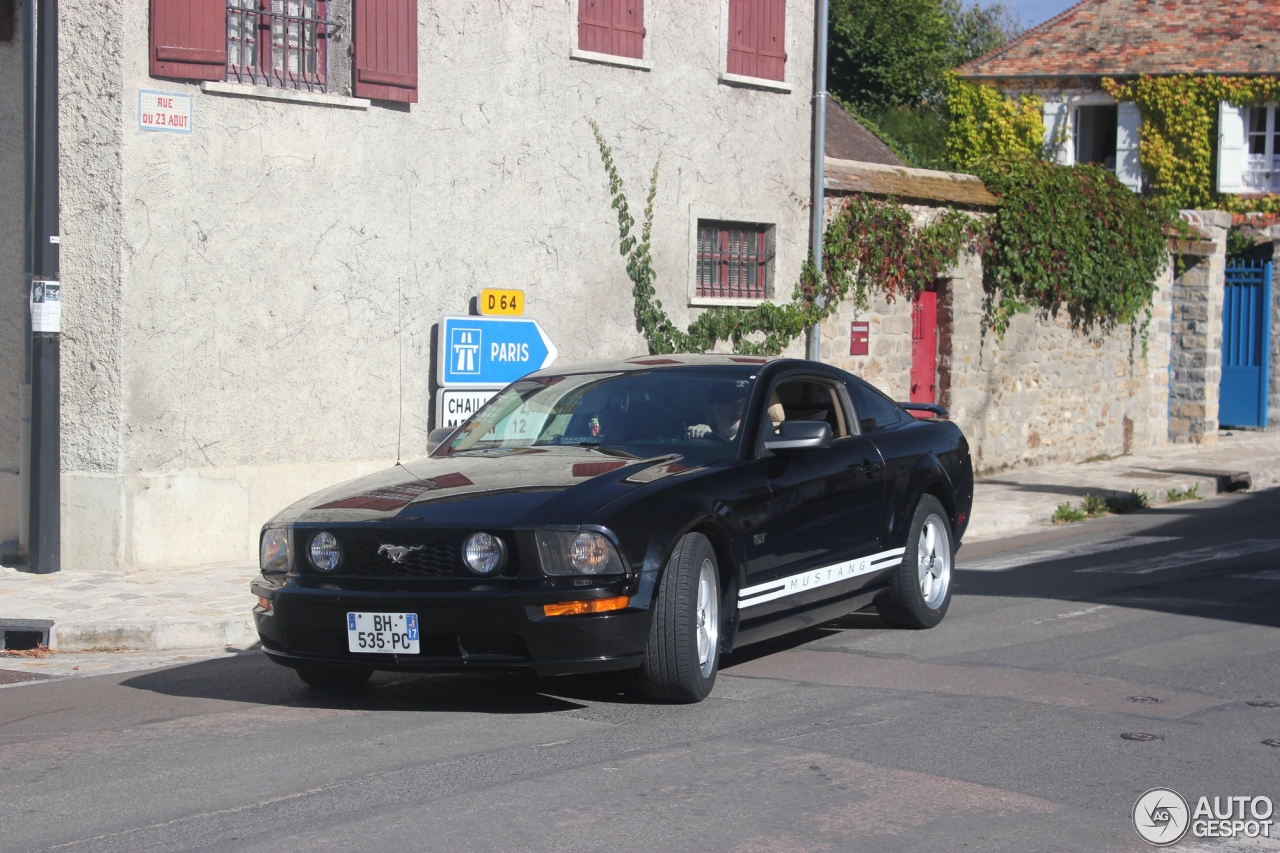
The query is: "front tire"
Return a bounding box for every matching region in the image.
[640,532,722,703]
[876,495,953,629]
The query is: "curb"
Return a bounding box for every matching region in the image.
[965,460,1280,543]
[49,615,255,652]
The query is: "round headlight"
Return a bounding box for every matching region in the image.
[570,532,611,574]
[308,531,341,572]
[463,532,505,575]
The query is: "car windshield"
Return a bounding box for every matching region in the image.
[442,370,755,461]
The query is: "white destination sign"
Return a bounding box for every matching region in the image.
[436,388,500,429]
[138,90,193,134]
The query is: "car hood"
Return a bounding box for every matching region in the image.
[269,447,703,527]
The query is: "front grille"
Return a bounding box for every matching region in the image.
[302,528,521,580]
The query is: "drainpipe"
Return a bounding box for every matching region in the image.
[18,0,35,558]
[27,0,59,573]
[806,0,829,362]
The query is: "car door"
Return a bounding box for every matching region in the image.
[748,373,888,589]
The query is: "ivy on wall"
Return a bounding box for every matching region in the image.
[590,119,1170,355]
[944,73,1044,171]
[1102,74,1280,210]
[977,157,1176,336]
[588,119,981,356]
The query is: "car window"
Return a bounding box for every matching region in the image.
[847,381,904,433]
[759,378,850,445]
[442,370,755,462]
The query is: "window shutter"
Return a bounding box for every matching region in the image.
[1115,102,1142,193]
[578,0,645,59]
[354,0,418,104]
[728,0,786,82]
[150,0,227,81]
[1042,101,1072,164]
[1218,100,1247,194]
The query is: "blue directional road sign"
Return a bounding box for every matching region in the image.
[438,315,559,388]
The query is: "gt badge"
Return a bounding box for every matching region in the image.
[378,544,425,564]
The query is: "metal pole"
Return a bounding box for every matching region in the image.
[18,0,36,558]
[806,0,830,362]
[28,0,59,573]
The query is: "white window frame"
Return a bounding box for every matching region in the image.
[568,0,654,71]
[717,0,793,93]
[688,206,780,307]
[1243,103,1280,194]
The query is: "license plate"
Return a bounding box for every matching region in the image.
[347,612,419,654]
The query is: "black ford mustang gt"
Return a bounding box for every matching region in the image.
[252,355,973,702]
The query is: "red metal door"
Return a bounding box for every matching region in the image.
[910,291,938,404]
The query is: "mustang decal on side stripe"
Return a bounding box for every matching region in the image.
[737,547,907,609]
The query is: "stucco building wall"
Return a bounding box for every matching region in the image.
[4,1,815,570]
[0,16,26,549]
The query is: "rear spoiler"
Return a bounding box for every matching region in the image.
[899,402,949,419]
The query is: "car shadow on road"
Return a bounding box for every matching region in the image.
[122,652,593,714]
[955,486,1280,630]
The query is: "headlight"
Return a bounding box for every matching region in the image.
[260,529,290,572]
[463,532,506,575]
[308,531,341,572]
[535,530,626,576]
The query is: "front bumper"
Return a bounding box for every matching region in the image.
[252,575,653,677]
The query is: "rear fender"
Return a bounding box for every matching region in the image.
[893,453,956,549]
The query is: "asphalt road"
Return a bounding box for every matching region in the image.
[4,488,1280,853]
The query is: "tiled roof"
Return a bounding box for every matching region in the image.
[957,0,1280,81]
[824,100,905,167]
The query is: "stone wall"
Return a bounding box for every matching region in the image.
[1169,210,1229,443]
[819,188,1175,475]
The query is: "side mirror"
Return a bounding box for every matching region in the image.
[427,427,456,454]
[763,420,833,452]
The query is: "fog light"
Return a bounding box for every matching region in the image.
[308,531,341,572]
[463,532,506,575]
[543,596,630,617]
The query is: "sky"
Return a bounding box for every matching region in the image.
[1007,0,1081,28]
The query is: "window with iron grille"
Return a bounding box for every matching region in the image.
[696,222,775,300]
[225,0,340,92]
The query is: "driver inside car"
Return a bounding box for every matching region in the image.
[687,382,748,441]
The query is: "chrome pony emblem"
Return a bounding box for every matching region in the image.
[378,544,425,564]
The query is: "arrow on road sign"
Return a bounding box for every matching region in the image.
[438,316,558,388]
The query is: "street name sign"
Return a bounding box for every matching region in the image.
[138,90,193,134]
[438,315,558,388]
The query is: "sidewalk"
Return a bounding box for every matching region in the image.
[2,430,1278,653]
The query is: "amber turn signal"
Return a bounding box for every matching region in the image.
[543,596,629,617]
[257,596,273,612]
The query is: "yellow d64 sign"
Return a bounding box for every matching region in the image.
[479,289,524,316]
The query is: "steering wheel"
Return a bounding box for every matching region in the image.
[700,431,730,444]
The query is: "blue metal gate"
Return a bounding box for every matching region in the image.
[1219,259,1272,428]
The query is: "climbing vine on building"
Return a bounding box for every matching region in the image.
[976,157,1176,336]
[588,119,982,356]
[1102,74,1280,210]
[944,73,1044,171]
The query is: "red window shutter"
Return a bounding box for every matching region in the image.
[150,0,227,81]
[354,0,419,103]
[578,0,645,60]
[727,0,786,82]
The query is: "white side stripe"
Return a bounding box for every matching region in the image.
[738,547,905,609]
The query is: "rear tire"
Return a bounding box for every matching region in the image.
[296,664,374,691]
[876,495,953,629]
[640,532,722,703]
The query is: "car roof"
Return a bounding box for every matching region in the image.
[524,353,788,379]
